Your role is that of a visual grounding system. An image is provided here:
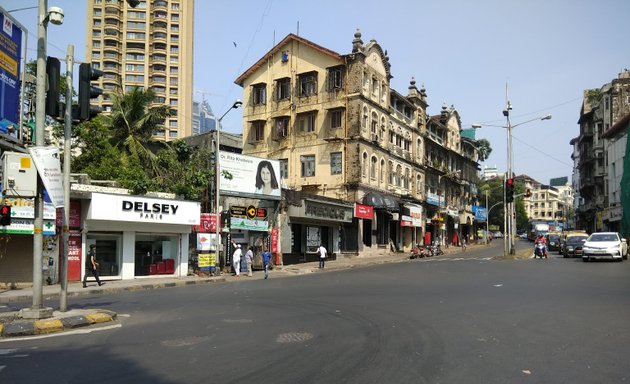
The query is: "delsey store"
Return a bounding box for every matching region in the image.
[84,193,200,281]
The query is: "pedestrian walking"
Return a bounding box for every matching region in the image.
[232,244,242,277]
[83,244,102,288]
[318,244,327,268]
[245,246,254,277]
[261,246,272,279]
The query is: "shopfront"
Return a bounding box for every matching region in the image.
[401,203,423,251]
[84,193,200,280]
[283,197,353,264]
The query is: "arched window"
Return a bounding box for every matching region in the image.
[380,117,386,143]
[404,168,410,189]
[388,161,394,185]
[371,112,378,134]
[395,164,402,186]
[362,107,368,130]
[416,174,422,195]
[417,138,422,158]
[362,152,368,178]
[370,156,377,179]
[380,159,385,185]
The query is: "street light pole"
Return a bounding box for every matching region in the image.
[214,100,242,273]
[472,94,552,256]
[22,0,63,320]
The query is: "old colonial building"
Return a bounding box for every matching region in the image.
[235,31,479,262]
[574,70,630,233]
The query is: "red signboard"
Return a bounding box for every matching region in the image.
[59,232,83,281]
[400,220,413,227]
[354,203,373,220]
[55,200,82,228]
[271,227,279,253]
[192,213,220,232]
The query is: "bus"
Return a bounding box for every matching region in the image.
[528,222,550,241]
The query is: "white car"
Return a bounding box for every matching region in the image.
[582,232,628,262]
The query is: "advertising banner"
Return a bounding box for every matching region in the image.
[219,151,281,199]
[271,227,278,253]
[197,232,217,251]
[29,147,64,208]
[0,10,23,134]
[230,217,269,231]
[192,213,219,232]
[197,252,217,268]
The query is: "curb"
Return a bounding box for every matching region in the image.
[0,309,117,338]
[0,277,228,305]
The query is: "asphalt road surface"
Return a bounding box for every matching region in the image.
[1,240,629,384]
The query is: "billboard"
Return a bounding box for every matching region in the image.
[219,151,281,198]
[0,9,23,134]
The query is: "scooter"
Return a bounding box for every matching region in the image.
[534,243,547,258]
[410,245,429,259]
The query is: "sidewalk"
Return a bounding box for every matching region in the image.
[0,243,481,339]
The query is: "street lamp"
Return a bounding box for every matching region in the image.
[21,0,64,320]
[214,100,242,273]
[437,169,461,246]
[473,110,551,256]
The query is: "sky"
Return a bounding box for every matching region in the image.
[4,0,630,185]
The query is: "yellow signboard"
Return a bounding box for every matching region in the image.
[198,252,217,267]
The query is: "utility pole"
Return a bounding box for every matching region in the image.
[21,0,54,320]
[59,44,73,312]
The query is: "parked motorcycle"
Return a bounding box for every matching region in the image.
[428,243,444,257]
[534,242,547,258]
[410,245,429,259]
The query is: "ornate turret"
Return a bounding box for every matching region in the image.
[352,28,363,53]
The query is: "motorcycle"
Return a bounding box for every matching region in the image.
[534,242,547,258]
[428,243,444,257]
[410,245,429,259]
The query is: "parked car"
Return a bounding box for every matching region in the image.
[563,234,589,258]
[493,231,504,238]
[582,232,628,262]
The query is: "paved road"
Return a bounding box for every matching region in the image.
[1,241,629,383]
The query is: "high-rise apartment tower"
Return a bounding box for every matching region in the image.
[86,0,194,140]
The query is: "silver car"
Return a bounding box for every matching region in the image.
[582,232,628,262]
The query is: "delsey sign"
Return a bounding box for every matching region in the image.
[122,200,179,218]
[88,193,200,225]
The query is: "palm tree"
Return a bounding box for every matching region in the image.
[106,87,171,176]
[477,139,492,162]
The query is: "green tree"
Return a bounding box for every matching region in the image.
[477,139,492,162]
[106,87,171,178]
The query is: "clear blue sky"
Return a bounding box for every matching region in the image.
[5,0,630,185]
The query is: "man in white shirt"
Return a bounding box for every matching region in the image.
[232,244,242,277]
[318,244,327,268]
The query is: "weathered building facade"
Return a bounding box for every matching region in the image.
[235,31,479,262]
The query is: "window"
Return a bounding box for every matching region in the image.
[297,112,316,133]
[280,159,288,179]
[331,152,342,175]
[252,83,267,105]
[301,155,316,177]
[370,156,377,179]
[274,116,289,139]
[276,78,290,100]
[328,66,343,90]
[298,72,317,96]
[127,21,146,29]
[169,131,178,139]
[330,109,343,129]
[251,121,265,142]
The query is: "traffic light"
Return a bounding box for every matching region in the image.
[45,56,61,118]
[0,205,11,226]
[505,178,515,203]
[78,62,103,121]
